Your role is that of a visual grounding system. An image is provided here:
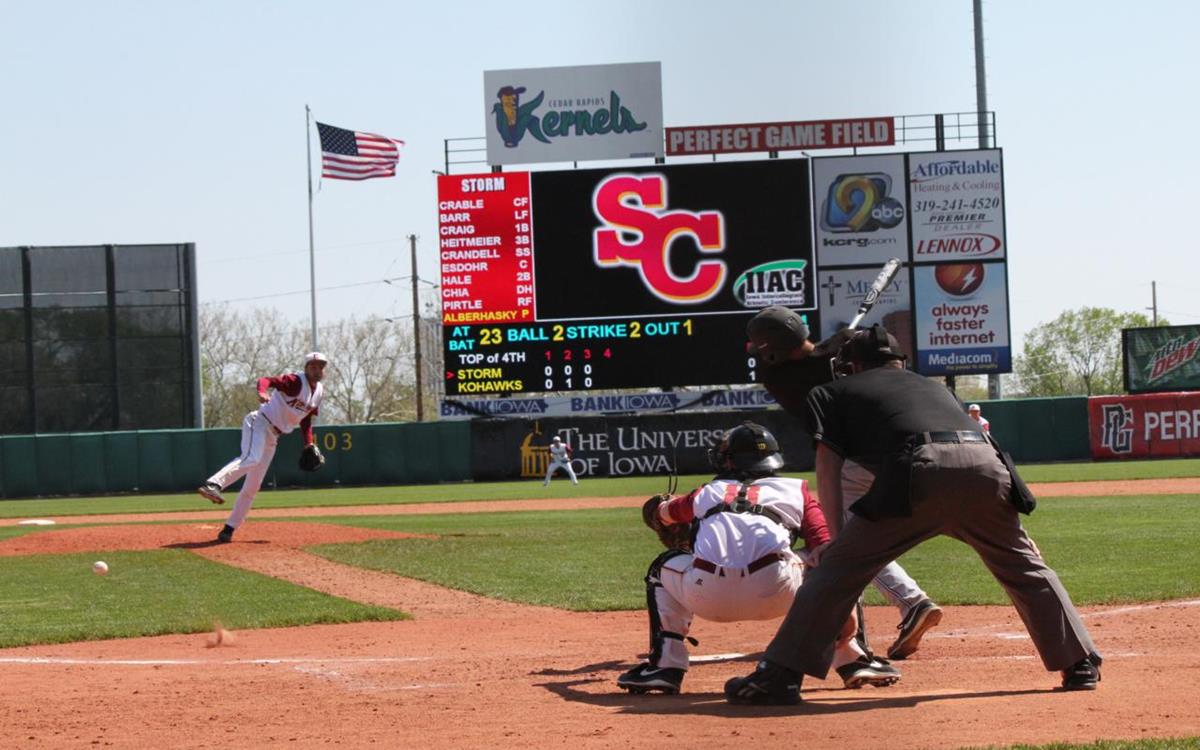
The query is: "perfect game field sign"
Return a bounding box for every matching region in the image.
[437,161,817,395]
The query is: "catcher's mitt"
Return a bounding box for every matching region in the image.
[642,494,693,551]
[299,443,325,472]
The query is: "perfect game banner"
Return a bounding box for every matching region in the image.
[530,159,816,319]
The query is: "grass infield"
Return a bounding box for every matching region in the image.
[0,456,1196,520]
[0,549,405,649]
[307,493,1200,611]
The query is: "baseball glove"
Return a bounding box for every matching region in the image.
[642,493,693,551]
[298,443,325,472]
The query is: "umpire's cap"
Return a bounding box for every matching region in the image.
[746,306,810,366]
[708,421,784,476]
[832,325,905,377]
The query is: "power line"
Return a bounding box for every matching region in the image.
[201,237,410,266]
[201,275,413,305]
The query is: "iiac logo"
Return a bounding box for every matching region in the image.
[592,173,726,303]
[1100,403,1134,454]
[821,173,905,233]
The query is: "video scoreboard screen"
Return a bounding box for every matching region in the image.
[438,160,818,395]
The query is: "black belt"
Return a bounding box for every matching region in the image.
[910,430,987,445]
[693,552,788,576]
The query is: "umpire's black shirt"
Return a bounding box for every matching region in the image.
[759,357,834,418]
[804,367,981,475]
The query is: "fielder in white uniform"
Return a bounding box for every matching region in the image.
[197,352,327,543]
[543,435,578,485]
[617,422,900,695]
[969,403,991,432]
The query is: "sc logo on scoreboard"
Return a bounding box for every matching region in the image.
[592,173,727,303]
[820,173,905,233]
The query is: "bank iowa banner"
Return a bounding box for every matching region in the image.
[1089,392,1200,459]
[484,62,664,165]
[469,410,815,480]
[1123,325,1200,393]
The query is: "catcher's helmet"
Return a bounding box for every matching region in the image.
[708,421,784,475]
[831,324,906,378]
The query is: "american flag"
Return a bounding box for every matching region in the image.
[316,122,404,181]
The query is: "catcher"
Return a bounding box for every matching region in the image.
[617,421,900,695]
[197,351,328,543]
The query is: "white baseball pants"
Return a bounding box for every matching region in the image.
[843,460,930,616]
[207,411,279,529]
[652,552,866,671]
[544,459,578,485]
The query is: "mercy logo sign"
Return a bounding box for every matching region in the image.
[492,86,648,149]
[592,173,726,303]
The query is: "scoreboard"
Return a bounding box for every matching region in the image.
[438,160,818,395]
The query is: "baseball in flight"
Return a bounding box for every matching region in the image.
[92,561,109,575]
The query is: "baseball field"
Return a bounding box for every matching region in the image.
[1,459,1198,749]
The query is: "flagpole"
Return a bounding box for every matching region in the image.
[306,104,319,351]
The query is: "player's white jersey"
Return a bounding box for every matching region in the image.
[549,443,570,462]
[690,476,810,569]
[259,373,323,434]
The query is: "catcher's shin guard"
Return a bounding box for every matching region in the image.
[643,550,693,670]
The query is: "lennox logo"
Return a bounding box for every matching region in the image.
[1100,404,1134,454]
[1147,335,1200,383]
[592,173,726,303]
[915,233,1002,256]
[732,260,808,307]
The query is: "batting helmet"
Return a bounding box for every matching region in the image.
[831,325,905,378]
[708,421,784,476]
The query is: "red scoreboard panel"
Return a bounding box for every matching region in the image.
[438,161,817,395]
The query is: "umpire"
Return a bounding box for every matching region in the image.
[726,326,1102,705]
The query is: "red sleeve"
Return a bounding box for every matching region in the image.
[661,488,701,525]
[260,374,303,398]
[300,414,314,446]
[800,482,831,549]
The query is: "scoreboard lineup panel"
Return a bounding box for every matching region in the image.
[438,160,818,396]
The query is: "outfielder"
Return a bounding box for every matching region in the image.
[543,435,578,486]
[617,421,900,695]
[198,352,328,543]
[747,306,942,659]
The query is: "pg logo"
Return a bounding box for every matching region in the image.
[592,173,726,303]
[1100,403,1134,454]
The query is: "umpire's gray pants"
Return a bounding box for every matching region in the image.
[765,442,1096,678]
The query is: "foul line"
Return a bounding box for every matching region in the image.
[0,656,431,667]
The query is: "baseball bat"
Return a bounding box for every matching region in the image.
[847,257,902,329]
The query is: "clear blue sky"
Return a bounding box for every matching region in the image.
[3,0,1196,361]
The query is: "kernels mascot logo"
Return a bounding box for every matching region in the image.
[592,173,726,303]
[493,86,548,148]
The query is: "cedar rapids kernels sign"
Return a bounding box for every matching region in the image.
[484,62,664,166]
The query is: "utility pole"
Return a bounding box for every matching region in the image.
[1149,281,1158,326]
[974,0,1002,401]
[409,234,424,421]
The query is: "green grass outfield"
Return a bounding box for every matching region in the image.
[970,741,1200,750]
[0,549,404,649]
[305,493,1200,611]
[0,456,1197,520]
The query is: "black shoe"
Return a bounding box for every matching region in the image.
[616,663,684,695]
[198,482,225,505]
[217,525,235,544]
[836,656,902,689]
[724,660,801,705]
[1061,653,1102,691]
[887,599,943,660]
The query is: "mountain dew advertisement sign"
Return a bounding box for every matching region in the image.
[1123,324,1200,393]
[484,62,663,166]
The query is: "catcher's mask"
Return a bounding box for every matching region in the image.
[831,325,906,379]
[708,421,784,475]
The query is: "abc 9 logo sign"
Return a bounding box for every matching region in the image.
[934,263,985,296]
[823,173,905,233]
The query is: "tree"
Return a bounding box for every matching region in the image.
[1012,307,1162,397]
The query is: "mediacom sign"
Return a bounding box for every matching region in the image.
[666,117,894,156]
[912,261,1011,375]
[1089,392,1200,459]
